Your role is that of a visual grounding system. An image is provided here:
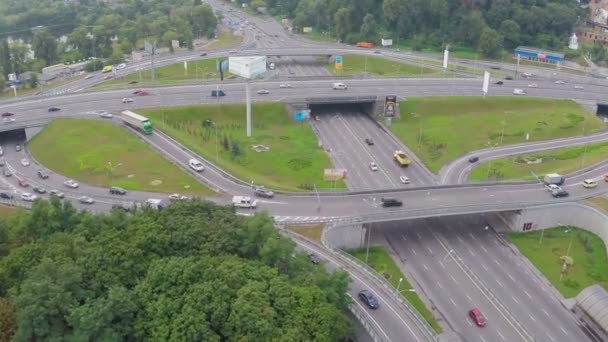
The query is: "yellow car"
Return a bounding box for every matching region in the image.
[583,179,598,188]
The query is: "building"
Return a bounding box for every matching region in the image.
[514,46,565,64]
[579,0,608,45]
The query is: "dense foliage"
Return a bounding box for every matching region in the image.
[0,199,352,341]
[256,0,582,56]
[0,0,218,76]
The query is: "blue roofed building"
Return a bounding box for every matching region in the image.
[514,46,565,64]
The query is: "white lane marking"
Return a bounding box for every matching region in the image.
[401,234,407,241]
[493,258,500,266]
[468,232,476,240]
[416,232,421,240]
[506,273,515,282]
[349,295,392,342]
[449,274,459,285]
[560,326,568,335]
[411,248,417,255]
[541,308,550,317]
[466,294,472,302]
[466,318,473,327]
[480,336,487,342]
[528,314,536,322]
[481,263,489,272]
[524,290,532,299]
[426,246,433,254]
[436,281,443,289]
[496,279,504,288]
[497,330,506,341]
[457,236,464,243]
[546,333,556,341]
[450,298,456,306]
[422,264,429,271]
[480,245,488,253]
[468,248,476,256]
[511,295,519,304]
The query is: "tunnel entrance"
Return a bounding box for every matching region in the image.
[597,103,608,118]
[302,95,379,120]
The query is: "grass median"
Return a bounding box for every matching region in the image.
[388,97,604,173]
[588,197,608,212]
[508,227,608,298]
[29,119,212,195]
[140,103,345,192]
[326,54,439,76]
[349,246,442,333]
[469,141,608,181]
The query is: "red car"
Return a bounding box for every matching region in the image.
[18,179,29,188]
[133,89,143,95]
[136,91,150,96]
[469,308,486,327]
[1,112,14,117]
[604,174,608,183]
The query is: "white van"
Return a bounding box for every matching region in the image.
[512,88,526,95]
[332,82,347,90]
[232,196,257,209]
[189,158,205,172]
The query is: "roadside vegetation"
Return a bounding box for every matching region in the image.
[140,103,345,192]
[288,224,324,243]
[206,31,244,50]
[508,227,608,298]
[588,197,608,213]
[388,97,604,173]
[28,119,211,195]
[469,141,608,182]
[326,54,439,76]
[349,246,442,333]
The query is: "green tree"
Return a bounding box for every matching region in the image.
[0,40,11,77]
[231,139,241,159]
[0,297,16,341]
[222,135,230,151]
[360,14,377,41]
[32,29,58,67]
[9,41,30,75]
[28,73,38,89]
[479,27,504,58]
[499,20,521,49]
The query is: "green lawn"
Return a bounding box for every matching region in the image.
[96,57,230,89]
[469,141,608,181]
[287,224,324,243]
[29,119,212,195]
[0,206,24,217]
[508,227,608,298]
[140,103,345,192]
[349,246,442,333]
[206,31,244,50]
[388,97,604,173]
[588,197,608,212]
[326,54,439,77]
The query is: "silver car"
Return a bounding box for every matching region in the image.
[79,196,95,204]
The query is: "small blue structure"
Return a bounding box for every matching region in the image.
[514,46,564,64]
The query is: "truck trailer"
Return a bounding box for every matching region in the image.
[121,110,153,135]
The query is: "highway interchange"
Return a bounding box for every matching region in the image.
[2,2,608,341]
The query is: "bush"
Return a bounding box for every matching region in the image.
[84,59,104,72]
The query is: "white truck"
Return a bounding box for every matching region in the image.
[543,173,564,185]
[232,196,257,209]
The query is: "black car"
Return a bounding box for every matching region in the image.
[490,66,501,70]
[358,290,379,309]
[365,138,374,146]
[128,80,138,84]
[37,170,49,179]
[1,112,14,117]
[109,186,127,195]
[254,186,274,198]
[48,107,61,112]
[33,186,46,194]
[381,198,402,208]
[0,192,13,199]
[504,76,513,80]
[495,81,503,85]
[49,190,64,199]
[200,52,208,56]
[468,156,479,163]
[307,251,321,264]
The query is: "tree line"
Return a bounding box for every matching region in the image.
[0,0,218,80]
[255,0,582,57]
[0,198,353,341]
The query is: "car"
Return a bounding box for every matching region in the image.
[604,174,608,183]
[494,81,503,85]
[0,146,3,156]
[527,83,538,88]
[490,66,501,70]
[37,170,49,179]
[169,193,189,201]
[583,179,598,188]
[254,186,274,198]
[20,158,29,167]
[15,144,21,152]
[48,107,61,112]
[522,72,533,77]
[79,196,95,204]
[122,98,133,103]
[200,52,208,56]
[0,157,5,166]
[2,118,16,124]
[0,192,14,199]
[279,83,291,88]
[133,89,144,95]
[381,198,402,207]
[1,112,14,117]
[33,186,46,194]
[116,63,127,70]
[3,168,11,177]
[99,112,113,119]
[468,156,479,163]
[307,251,321,264]
[369,162,379,171]
[136,91,150,96]
[555,80,565,84]
[289,69,295,75]
[513,88,526,95]
[229,49,237,54]
[574,85,584,90]
[332,82,348,90]
[257,89,270,95]
[18,179,29,188]
[314,116,320,121]
[21,193,37,202]
[109,186,127,195]
[128,80,138,84]
[64,179,79,188]
[374,50,381,54]
[358,290,379,309]
[400,176,410,184]
[49,190,65,199]
[468,308,486,327]
[365,138,374,145]
[84,75,94,80]
[504,76,513,80]
[551,189,569,198]
[211,90,226,97]
[188,158,205,172]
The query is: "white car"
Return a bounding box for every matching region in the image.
[20,158,29,167]
[369,162,378,171]
[64,179,79,188]
[527,83,538,88]
[169,193,189,201]
[257,89,270,95]
[122,98,133,103]
[333,82,348,90]
[574,85,584,90]
[100,112,113,119]
[116,63,127,70]
[188,158,205,172]
[279,83,291,88]
[0,146,3,156]
[554,80,565,84]
[79,196,95,204]
[21,193,37,202]
[522,72,533,77]
[583,179,598,188]
[400,176,410,184]
[513,88,526,95]
[84,75,94,80]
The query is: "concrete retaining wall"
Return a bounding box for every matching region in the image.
[324,223,365,249]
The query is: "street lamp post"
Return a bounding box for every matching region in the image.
[365,221,373,263]
[397,277,403,293]
[565,228,574,258]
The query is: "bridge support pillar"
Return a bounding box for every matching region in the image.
[324,223,365,250]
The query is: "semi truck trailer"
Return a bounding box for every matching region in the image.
[121,110,153,135]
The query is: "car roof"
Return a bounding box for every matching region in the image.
[470,308,482,315]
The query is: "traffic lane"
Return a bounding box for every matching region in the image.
[452,220,588,341]
[382,220,521,342]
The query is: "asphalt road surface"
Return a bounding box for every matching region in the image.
[378,215,588,342]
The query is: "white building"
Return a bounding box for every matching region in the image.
[228,56,267,78]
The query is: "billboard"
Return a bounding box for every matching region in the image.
[381,38,393,46]
[216,59,229,73]
[324,169,347,181]
[293,110,310,121]
[303,27,313,33]
[229,56,267,78]
[335,55,343,70]
[385,95,397,117]
[482,71,490,94]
